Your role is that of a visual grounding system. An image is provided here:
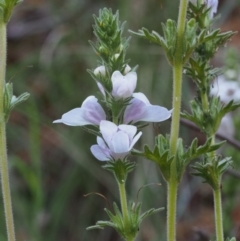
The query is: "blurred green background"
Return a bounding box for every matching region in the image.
[1,0,240,241]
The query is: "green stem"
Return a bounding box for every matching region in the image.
[118,181,129,225]
[169,0,189,155]
[209,135,224,241]
[167,180,178,241]
[201,91,209,113]
[167,1,188,241]
[201,91,224,241]
[213,185,224,241]
[0,22,16,241]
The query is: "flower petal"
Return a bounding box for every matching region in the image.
[97,136,107,148]
[129,131,142,150]
[140,105,172,122]
[53,96,106,126]
[205,0,218,18]
[123,98,147,124]
[111,131,130,154]
[124,93,171,123]
[94,66,106,76]
[90,145,111,161]
[118,124,137,140]
[81,96,106,124]
[53,108,92,126]
[111,71,137,99]
[100,120,118,146]
[96,82,106,96]
[132,92,150,104]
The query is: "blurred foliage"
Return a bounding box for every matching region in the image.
[0,0,239,241]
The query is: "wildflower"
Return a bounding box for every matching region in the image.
[111,71,137,100]
[217,113,234,137]
[90,120,142,161]
[211,76,240,104]
[123,92,172,124]
[205,0,218,19]
[53,96,106,126]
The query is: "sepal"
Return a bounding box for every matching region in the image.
[183,138,225,162]
[132,135,224,182]
[4,83,30,122]
[181,97,240,136]
[0,0,22,22]
[87,201,164,241]
[225,238,236,241]
[102,159,136,184]
[188,1,211,28]
[192,156,232,190]
[132,135,174,181]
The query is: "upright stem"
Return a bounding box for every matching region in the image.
[118,181,129,225]
[167,180,178,241]
[213,184,224,241]
[167,1,188,241]
[209,135,224,241]
[0,22,16,241]
[169,0,189,155]
[201,89,224,241]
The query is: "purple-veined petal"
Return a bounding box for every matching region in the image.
[124,93,171,124]
[123,98,147,124]
[53,96,106,126]
[129,131,142,150]
[100,120,118,146]
[90,145,111,161]
[81,96,106,124]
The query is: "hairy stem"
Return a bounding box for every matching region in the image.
[167,180,178,241]
[118,181,129,225]
[0,22,16,241]
[167,0,188,241]
[213,184,224,241]
[201,85,224,241]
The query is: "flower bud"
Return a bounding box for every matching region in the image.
[94,66,106,77]
[123,65,131,75]
[111,71,137,100]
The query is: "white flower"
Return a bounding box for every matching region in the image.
[90,120,142,161]
[53,96,106,126]
[217,113,234,137]
[111,71,137,100]
[94,66,106,77]
[210,75,240,103]
[123,92,172,124]
[205,0,218,19]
